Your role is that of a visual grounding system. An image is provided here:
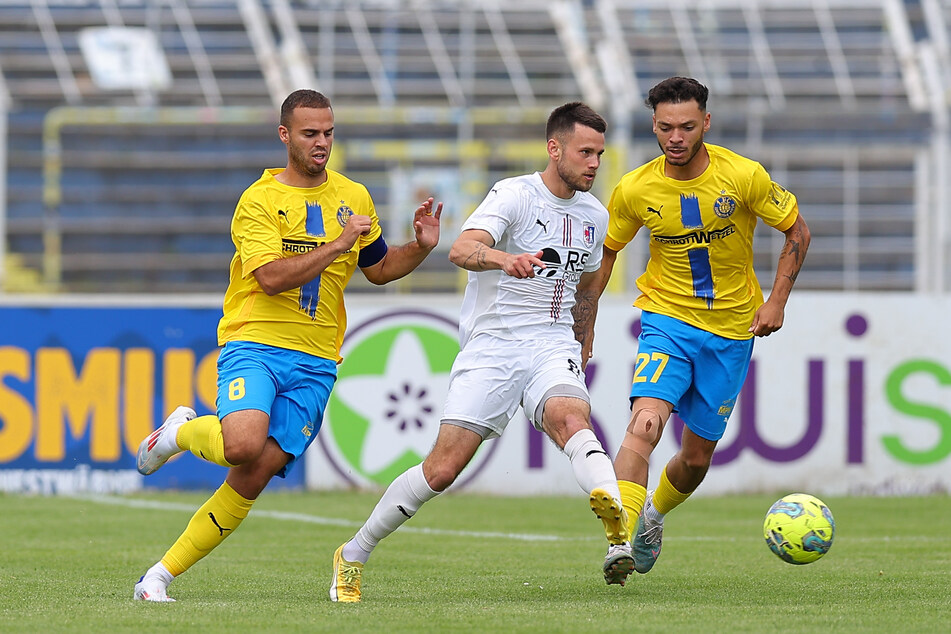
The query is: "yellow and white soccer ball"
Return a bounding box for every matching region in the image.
[763,493,835,565]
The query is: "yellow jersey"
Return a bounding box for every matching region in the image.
[217,168,383,361]
[606,144,799,339]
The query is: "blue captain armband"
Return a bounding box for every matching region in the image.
[358,235,388,267]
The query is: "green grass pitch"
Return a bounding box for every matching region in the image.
[2,490,950,632]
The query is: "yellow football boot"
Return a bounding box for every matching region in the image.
[589,488,631,545]
[329,544,363,603]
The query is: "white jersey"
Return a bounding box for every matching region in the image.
[457,172,608,345]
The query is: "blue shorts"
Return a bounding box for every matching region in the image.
[216,341,337,478]
[630,311,754,441]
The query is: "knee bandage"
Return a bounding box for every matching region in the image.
[620,408,663,463]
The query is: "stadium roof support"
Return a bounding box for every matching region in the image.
[415,3,466,107]
[482,2,535,108]
[742,3,785,110]
[31,0,81,105]
[271,0,318,95]
[548,0,605,111]
[883,0,927,112]
[594,0,638,141]
[921,0,951,93]
[345,4,395,105]
[812,0,857,109]
[239,0,289,109]
[239,0,319,108]
[668,0,709,96]
[168,0,221,106]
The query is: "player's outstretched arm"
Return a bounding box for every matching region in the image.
[362,198,442,285]
[448,229,545,279]
[749,212,811,337]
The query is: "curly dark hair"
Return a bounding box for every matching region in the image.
[645,77,709,111]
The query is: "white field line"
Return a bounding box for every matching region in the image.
[77,495,949,544]
[78,494,596,542]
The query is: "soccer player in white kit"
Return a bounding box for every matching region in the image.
[330,102,633,603]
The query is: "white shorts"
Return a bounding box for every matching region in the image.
[441,333,590,439]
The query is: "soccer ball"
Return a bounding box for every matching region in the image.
[763,493,835,565]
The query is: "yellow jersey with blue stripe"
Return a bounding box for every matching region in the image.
[217,168,383,361]
[606,144,799,340]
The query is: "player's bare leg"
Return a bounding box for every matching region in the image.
[633,423,714,574]
[663,426,717,496]
[332,424,482,603]
[135,440,287,602]
[611,398,670,576]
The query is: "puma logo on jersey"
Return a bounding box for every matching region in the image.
[278,210,288,221]
[535,218,550,233]
[647,205,663,217]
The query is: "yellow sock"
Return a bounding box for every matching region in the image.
[161,482,253,576]
[175,415,236,468]
[618,480,647,534]
[652,466,691,515]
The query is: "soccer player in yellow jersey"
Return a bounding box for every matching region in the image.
[132,89,442,602]
[579,77,811,584]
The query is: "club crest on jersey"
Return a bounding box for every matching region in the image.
[583,223,596,248]
[714,195,737,219]
[337,203,354,227]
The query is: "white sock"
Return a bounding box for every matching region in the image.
[144,561,174,586]
[563,428,622,501]
[158,406,191,455]
[345,463,439,564]
[158,427,181,457]
[644,496,664,523]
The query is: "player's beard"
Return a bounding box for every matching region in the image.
[288,142,329,179]
[661,134,704,167]
[556,158,595,193]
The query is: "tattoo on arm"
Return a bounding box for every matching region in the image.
[462,243,489,271]
[781,238,803,284]
[787,239,802,263]
[571,294,595,344]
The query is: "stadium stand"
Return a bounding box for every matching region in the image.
[0,0,948,293]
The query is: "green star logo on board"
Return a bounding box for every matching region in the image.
[322,310,461,487]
